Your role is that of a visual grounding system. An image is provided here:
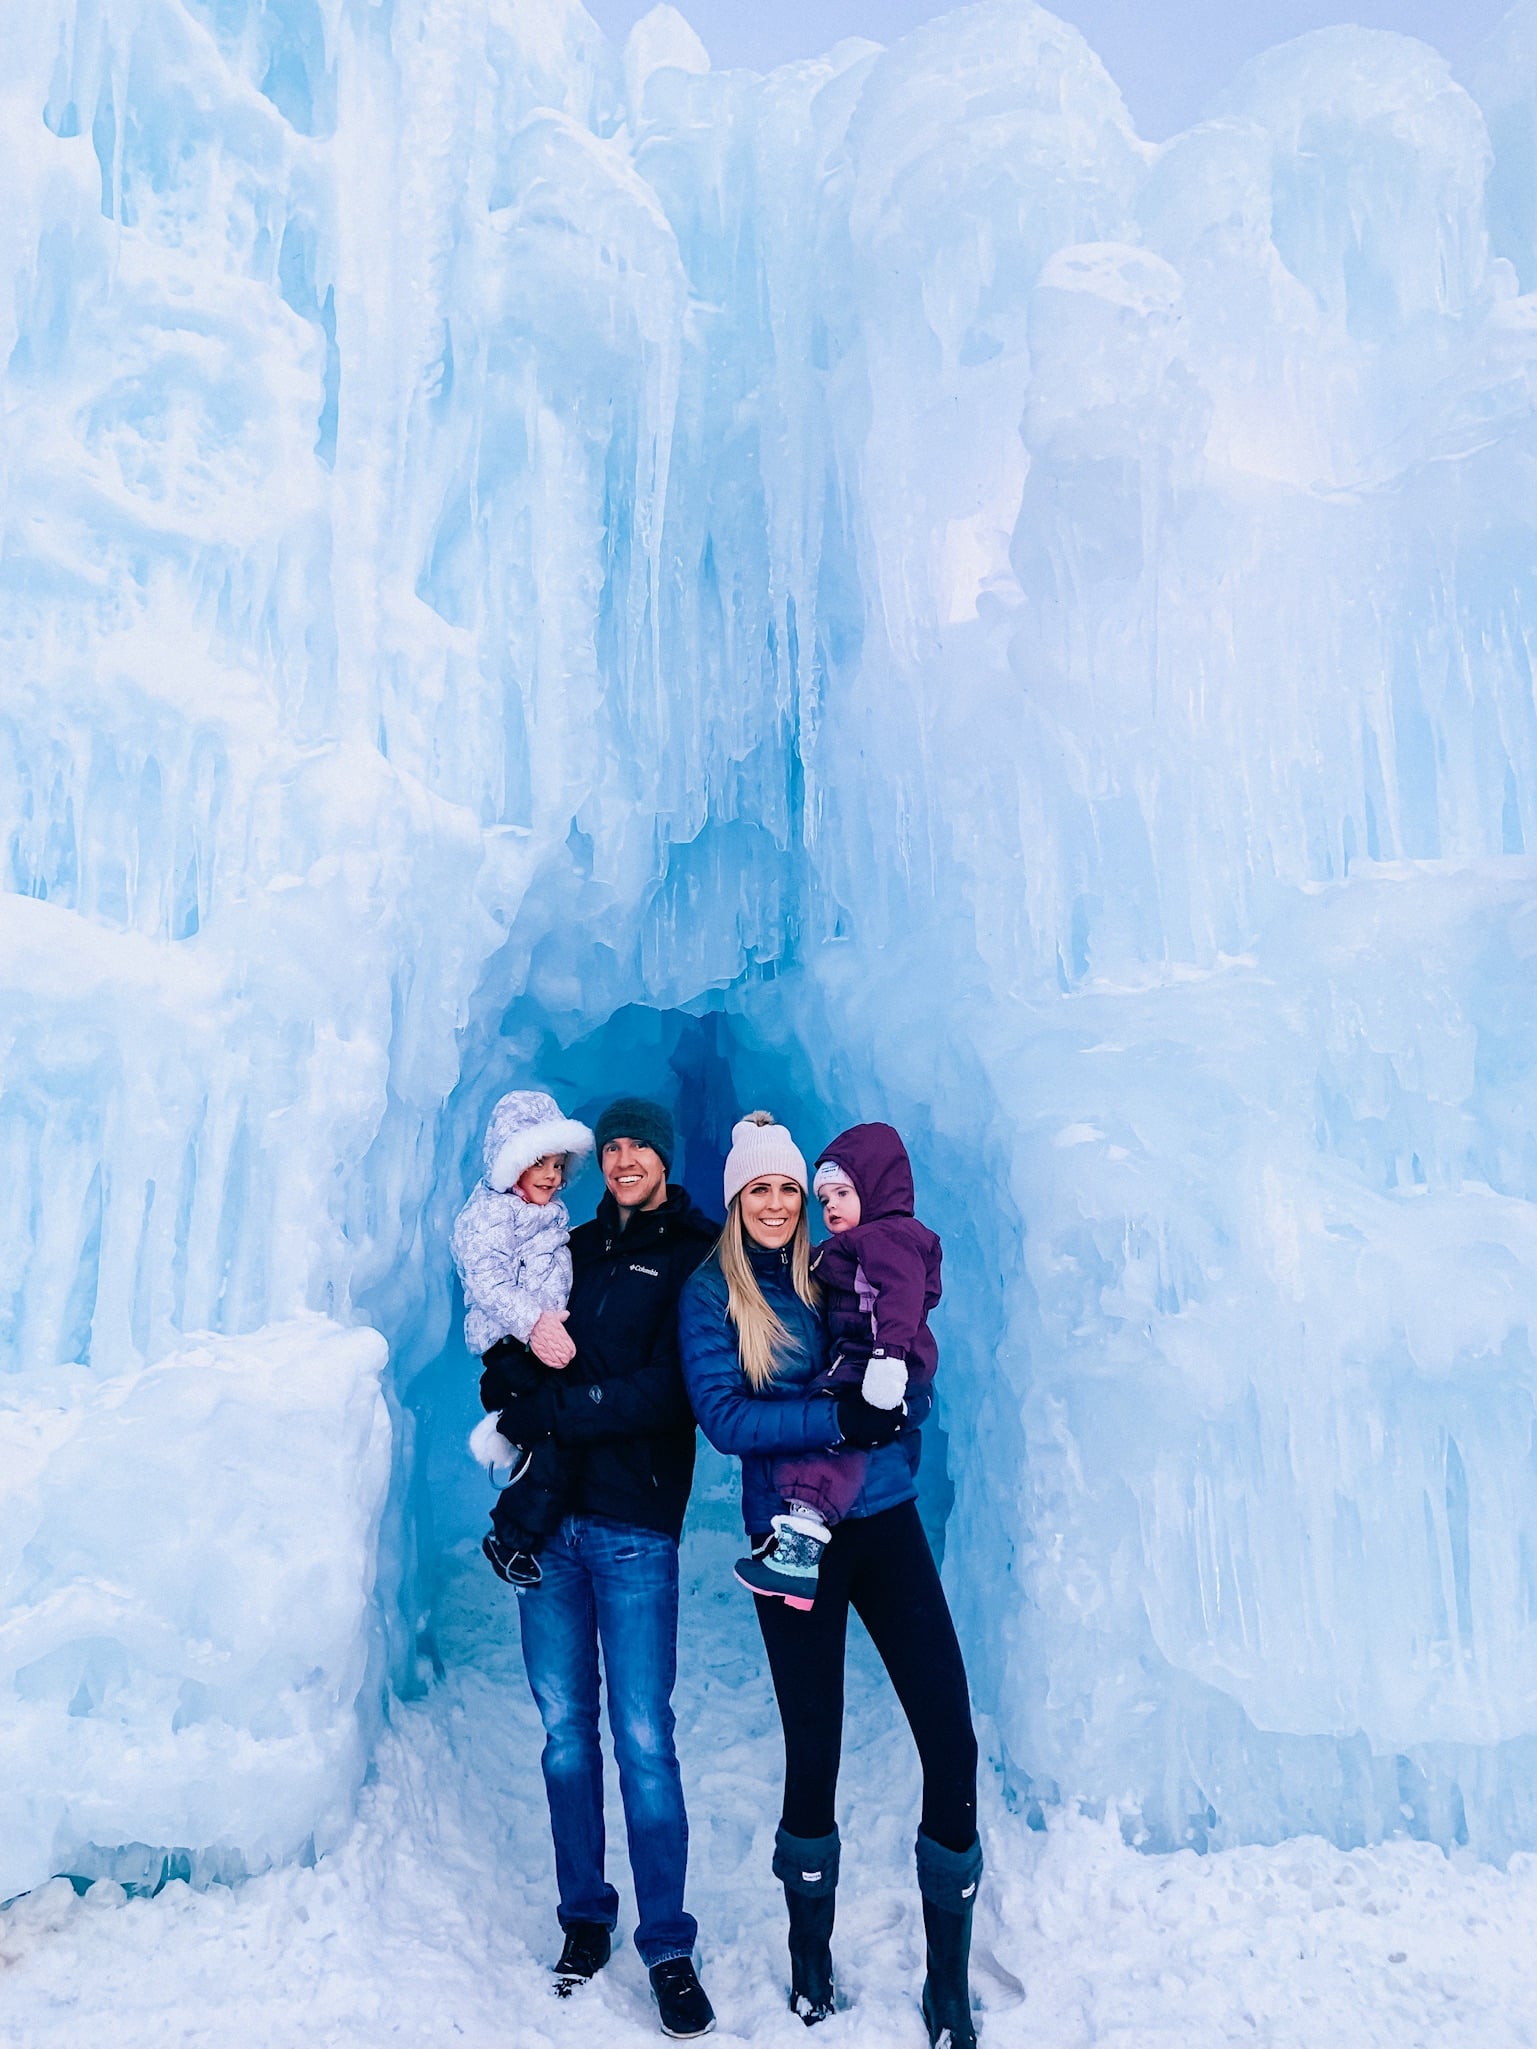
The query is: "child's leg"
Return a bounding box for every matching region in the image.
[491,1442,571,1551]
[490,1492,545,1556]
[772,1450,869,1529]
[486,1443,573,1590]
[736,1454,868,1610]
[769,1347,870,1528]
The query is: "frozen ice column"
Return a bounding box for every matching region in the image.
[0,1320,391,1898]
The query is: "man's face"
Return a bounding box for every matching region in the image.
[602,1137,668,1212]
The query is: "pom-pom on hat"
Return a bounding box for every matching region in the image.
[593,1096,675,1172]
[723,1111,809,1210]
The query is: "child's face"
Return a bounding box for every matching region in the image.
[818,1178,860,1233]
[516,1155,565,1205]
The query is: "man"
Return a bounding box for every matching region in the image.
[481,1095,719,2039]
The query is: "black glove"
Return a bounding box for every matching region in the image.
[834,1389,905,1450]
[479,1361,509,1413]
[478,1338,531,1413]
[497,1380,558,1445]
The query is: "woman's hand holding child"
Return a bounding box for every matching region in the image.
[834,1388,905,1449]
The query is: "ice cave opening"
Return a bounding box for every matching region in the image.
[398,993,967,1683]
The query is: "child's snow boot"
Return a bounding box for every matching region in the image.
[773,1825,838,2025]
[733,1508,829,1610]
[916,1830,983,2049]
[482,1531,541,1588]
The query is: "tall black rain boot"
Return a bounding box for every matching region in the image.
[915,1830,983,2049]
[772,1824,839,2025]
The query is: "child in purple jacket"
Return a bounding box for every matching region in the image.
[736,1120,942,1608]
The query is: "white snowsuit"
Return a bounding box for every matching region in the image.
[451,1090,594,1356]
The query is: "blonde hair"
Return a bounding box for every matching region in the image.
[718,1192,819,1391]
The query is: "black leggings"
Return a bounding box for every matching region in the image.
[753,1500,978,1854]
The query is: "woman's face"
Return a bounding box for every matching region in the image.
[738,1176,803,1250]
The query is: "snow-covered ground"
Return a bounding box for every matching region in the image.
[3,1520,1534,2049]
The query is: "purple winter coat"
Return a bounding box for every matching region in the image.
[811,1122,942,1390]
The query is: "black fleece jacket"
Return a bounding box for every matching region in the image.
[482,1184,718,1540]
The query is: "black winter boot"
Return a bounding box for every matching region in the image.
[772,1825,839,2025]
[649,1956,716,2038]
[915,1830,983,2049]
[552,1921,610,1995]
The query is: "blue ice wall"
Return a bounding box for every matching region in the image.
[5,0,1537,1890]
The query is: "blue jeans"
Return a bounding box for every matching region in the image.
[515,1515,697,1967]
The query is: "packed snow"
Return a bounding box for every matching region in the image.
[5,0,1537,1931]
[3,1525,1536,2048]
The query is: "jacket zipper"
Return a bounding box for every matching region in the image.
[594,1219,656,1325]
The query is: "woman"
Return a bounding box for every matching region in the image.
[678,1112,982,2046]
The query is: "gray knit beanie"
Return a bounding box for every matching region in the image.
[594,1096,675,1172]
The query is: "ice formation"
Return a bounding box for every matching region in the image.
[0,1319,389,1900]
[4,0,1537,1895]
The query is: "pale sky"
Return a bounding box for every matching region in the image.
[584,0,1512,138]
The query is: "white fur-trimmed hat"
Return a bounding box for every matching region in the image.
[483,1090,594,1193]
[723,1111,809,1210]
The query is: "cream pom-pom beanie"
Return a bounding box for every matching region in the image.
[722,1110,809,1210]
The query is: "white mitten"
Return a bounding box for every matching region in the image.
[861,1353,908,1411]
[469,1413,519,1469]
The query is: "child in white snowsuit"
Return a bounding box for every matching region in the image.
[451,1089,593,1589]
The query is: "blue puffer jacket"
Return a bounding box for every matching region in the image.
[678,1238,927,1532]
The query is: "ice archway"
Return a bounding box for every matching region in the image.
[7,0,1537,1900]
[402,996,967,1633]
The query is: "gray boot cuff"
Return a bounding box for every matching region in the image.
[773,1825,841,1897]
[915,1829,983,1911]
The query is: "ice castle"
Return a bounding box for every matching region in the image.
[5,0,1537,1899]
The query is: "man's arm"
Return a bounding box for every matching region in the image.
[507,1264,696,1444]
[541,1355,695,1444]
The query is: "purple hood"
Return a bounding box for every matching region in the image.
[815,1122,915,1222]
